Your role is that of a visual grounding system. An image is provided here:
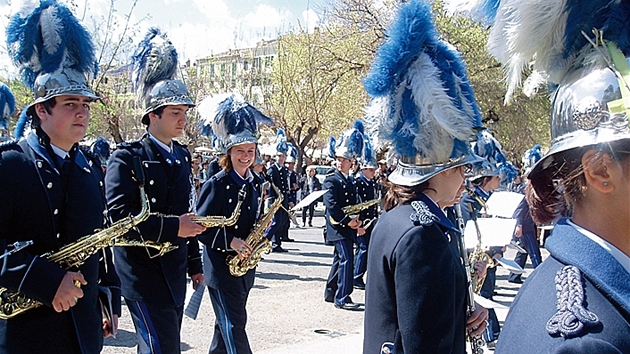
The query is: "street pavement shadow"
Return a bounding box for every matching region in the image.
[256,271,327,282]
[263,258,330,267]
[103,329,137,348]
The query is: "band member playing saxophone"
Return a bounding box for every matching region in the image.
[105,29,204,354]
[196,92,274,354]
[0,2,120,352]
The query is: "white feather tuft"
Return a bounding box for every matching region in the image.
[489,0,570,101]
[407,54,475,161]
[522,69,548,97]
[39,6,63,56]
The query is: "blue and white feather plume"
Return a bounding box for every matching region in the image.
[482,0,630,101]
[275,128,289,155]
[197,92,274,152]
[131,28,177,103]
[0,83,16,130]
[364,0,482,166]
[6,0,97,91]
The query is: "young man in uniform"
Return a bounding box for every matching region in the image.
[0,2,120,352]
[105,29,204,354]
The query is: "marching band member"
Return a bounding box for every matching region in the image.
[263,130,292,252]
[196,92,274,354]
[361,1,488,352]
[481,0,630,352]
[353,131,379,291]
[0,2,120,352]
[323,120,365,310]
[105,29,204,354]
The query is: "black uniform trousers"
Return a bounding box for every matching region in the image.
[207,287,252,354]
[126,299,184,354]
[324,238,355,305]
[264,206,289,249]
[508,232,542,282]
[353,231,371,286]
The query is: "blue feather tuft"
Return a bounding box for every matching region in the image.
[6,0,97,90]
[0,83,16,129]
[473,0,501,24]
[328,136,336,159]
[13,107,30,139]
[363,0,438,97]
[131,28,178,101]
[353,119,365,135]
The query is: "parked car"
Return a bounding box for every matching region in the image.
[311,165,333,184]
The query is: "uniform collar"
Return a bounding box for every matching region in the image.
[229,168,253,188]
[148,132,173,153]
[546,218,630,317]
[419,193,458,233]
[26,131,92,174]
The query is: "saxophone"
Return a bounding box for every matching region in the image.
[0,157,151,319]
[329,198,380,225]
[466,201,493,294]
[454,203,485,354]
[227,184,282,277]
[191,185,246,228]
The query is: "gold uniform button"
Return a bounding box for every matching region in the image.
[47,182,53,189]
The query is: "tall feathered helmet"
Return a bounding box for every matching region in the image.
[360,128,378,169]
[520,144,542,176]
[197,92,274,152]
[6,0,100,120]
[469,129,503,180]
[363,0,482,187]
[90,136,111,167]
[285,142,298,163]
[481,0,630,180]
[275,129,289,156]
[329,120,365,160]
[0,83,16,130]
[132,28,194,125]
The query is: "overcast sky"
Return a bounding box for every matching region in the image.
[0,0,331,77]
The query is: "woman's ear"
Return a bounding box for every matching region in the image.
[582,150,614,193]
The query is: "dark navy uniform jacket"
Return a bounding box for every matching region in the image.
[288,170,298,205]
[356,172,378,227]
[105,135,202,307]
[323,169,359,243]
[196,169,262,292]
[266,162,290,207]
[0,131,120,354]
[496,218,630,354]
[364,193,467,354]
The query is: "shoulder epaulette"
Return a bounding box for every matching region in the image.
[79,145,103,170]
[211,169,228,182]
[409,200,437,226]
[546,265,599,338]
[116,139,143,149]
[0,139,19,151]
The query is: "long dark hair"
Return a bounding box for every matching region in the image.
[526,140,630,224]
[383,180,430,211]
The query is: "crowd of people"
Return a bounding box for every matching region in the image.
[1,0,629,354]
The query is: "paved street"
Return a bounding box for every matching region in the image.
[103,214,542,353]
